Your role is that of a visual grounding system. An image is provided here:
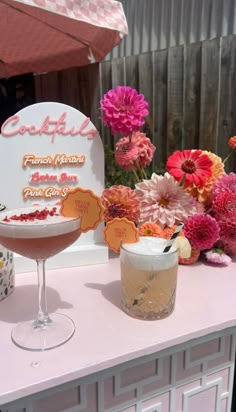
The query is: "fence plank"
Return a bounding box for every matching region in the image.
[35,34,236,171]
[99,61,112,147]
[199,37,221,152]
[58,68,80,110]
[138,52,154,146]
[125,55,139,89]
[183,42,201,149]
[111,57,126,87]
[153,49,168,167]
[90,65,103,132]
[76,64,100,117]
[167,45,184,156]
[218,35,236,171]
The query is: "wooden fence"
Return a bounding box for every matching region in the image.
[35,34,236,171]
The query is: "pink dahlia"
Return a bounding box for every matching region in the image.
[212,192,236,218]
[135,172,197,227]
[205,249,232,265]
[130,132,156,168]
[212,173,236,197]
[166,150,212,188]
[101,185,140,222]
[218,216,236,254]
[184,213,220,251]
[115,140,139,170]
[115,132,156,171]
[100,86,149,136]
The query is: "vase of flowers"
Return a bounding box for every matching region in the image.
[0,204,15,301]
[100,86,236,266]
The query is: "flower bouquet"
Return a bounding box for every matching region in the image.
[100,86,236,266]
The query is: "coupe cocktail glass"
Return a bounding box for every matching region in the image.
[0,206,81,351]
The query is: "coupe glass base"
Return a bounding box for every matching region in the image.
[11,313,75,351]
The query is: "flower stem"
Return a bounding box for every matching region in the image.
[179,174,186,187]
[132,167,141,183]
[134,160,147,180]
[223,150,233,165]
[141,168,148,179]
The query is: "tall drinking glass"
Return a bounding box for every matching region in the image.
[120,237,178,320]
[0,206,81,351]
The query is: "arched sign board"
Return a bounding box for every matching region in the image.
[0,102,108,272]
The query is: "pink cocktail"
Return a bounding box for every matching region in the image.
[0,206,81,351]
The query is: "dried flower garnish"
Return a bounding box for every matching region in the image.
[2,207,57,223]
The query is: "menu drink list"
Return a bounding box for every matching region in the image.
[0,102,108,271]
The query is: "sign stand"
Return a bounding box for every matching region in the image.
[0,102,108,272]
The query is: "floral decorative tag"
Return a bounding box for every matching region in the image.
[104,218,139,253]
[60,187,104,232]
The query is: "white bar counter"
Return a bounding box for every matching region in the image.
[0,255,236,411]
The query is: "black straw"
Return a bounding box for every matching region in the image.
[163,222,184,253]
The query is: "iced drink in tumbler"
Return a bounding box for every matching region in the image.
[120,237,178,320]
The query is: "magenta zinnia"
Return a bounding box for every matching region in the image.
[135,172,196,227]
[166,150,213,188]
[101,185,140,222]
[184,213,220,251]
[100,86,149,136]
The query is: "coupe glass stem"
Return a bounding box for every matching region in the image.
[34,259,52,328]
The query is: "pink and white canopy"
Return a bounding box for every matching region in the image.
[0,0,128,78]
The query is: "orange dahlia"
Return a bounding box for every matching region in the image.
[186,151,225,204]
[139,222,163,237]
[101,185,140,222]
[228,136,236,149]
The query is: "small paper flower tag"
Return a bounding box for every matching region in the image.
[60,187,104,233]
[104,217,139,253]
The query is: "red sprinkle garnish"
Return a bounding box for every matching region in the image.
[2,207,58,223]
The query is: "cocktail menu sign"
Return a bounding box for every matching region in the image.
[0,102,108,271]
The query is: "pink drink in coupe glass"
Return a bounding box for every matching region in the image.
[0,206,81,260]
[0,206,81,351]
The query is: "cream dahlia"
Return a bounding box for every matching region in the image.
[135,172,196,227]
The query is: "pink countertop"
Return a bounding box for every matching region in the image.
[0,255,236,405]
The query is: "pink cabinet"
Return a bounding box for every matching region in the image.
[2,329,235,412]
